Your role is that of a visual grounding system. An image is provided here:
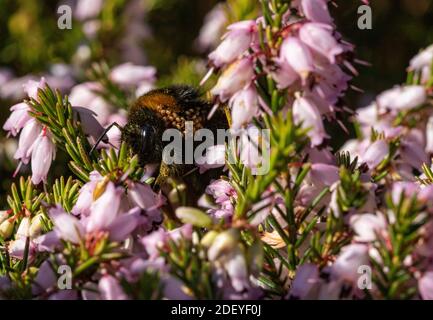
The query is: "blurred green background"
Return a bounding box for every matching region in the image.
[1,0,432,206]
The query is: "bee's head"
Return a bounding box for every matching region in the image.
[122,108,165,165]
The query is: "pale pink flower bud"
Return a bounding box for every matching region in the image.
[419,271,433,300]
[29,213,44,237]
[8,238,36,260]
[0,217,14,239]
[73,106,106,141]
[301,0,333,25]
[211,58,254,101]
[331,244,369,283]
[271,58,298,89]
[391,182,419,205]
[0,75,34,100]
[409,44,433,83]
[229,85,259,130]
[75,0,104,21]
[16,217,30,238]
[32,260,57,295]
[31,129,56,185]
[2,102,32,136]
[299,23,344,63]
[377,85,427,111]
[0,68,13,86]
[307,147,335,164]
[418,185,433,203]
[69,82,111,124]
[206,179,237,204]
[105,112,127,149]
[309,163,339,187]
[400,139,429,169]
[280,37,314,80]
[196,3,227,51]
[350,213,387,242]
[135,82,155,97]
[289,263,320,299]
[82,20,101,39]
[69,82,101,106]
[14,119,42,164]
[312,63,351,105]
[209,20,257,67]
[23,77,46,101]
[409,44,433,71]
[426,115,433,153]
[239,125,268,171]
[362,139,389,169]
[72,171,103,216]
[225,249,249,292]
[128,181,160,209]
[141,228,167,259]
[205,181,236,219]
[110,63,156,87]
[162,276,194,300]
[196,144,226,173]
[356,103,378,126]
[208,229,240,261]
[168,224,193,242]
[107,207,140,242]
[293,95,327,146]
[98,275,128,300]
[49,206,84,244]
[86,182,122,232]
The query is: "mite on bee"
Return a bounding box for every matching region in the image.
[91,85,228,186]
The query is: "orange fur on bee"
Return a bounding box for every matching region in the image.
[132,91,205,132]
[132,92,180,114]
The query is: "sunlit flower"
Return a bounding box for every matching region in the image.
[98,275,128,300]
[376,85,427,111]
[293,95,327,146]
[31,129,56,185]
[209,20,257,67]
[211,57,254,101]
[2,103,32,136]
[299,0,333,25]
[23,77,46,101]
[299,23,344,63]
[419,271,433,300]
[110,62,156,87]
[229,85,259,130]
[280,37,314,81]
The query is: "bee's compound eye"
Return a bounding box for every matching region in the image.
[140,124,155,152]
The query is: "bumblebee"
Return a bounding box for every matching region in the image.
[94,85,227,198]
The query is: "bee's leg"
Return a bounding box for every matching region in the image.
[154,162,188,222]
[155,163,190,202]
[155,162,177,186]
[90,122,123,154]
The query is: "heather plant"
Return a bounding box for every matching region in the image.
[1,0,433,300]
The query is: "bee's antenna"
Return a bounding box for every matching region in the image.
[90,122,123,154]
[182,166,199,178]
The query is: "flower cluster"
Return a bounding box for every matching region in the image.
[3,78,56,184]
[208,0,355,143]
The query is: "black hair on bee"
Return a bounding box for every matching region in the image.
[92,85,228,185]
[123,85,214,164]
